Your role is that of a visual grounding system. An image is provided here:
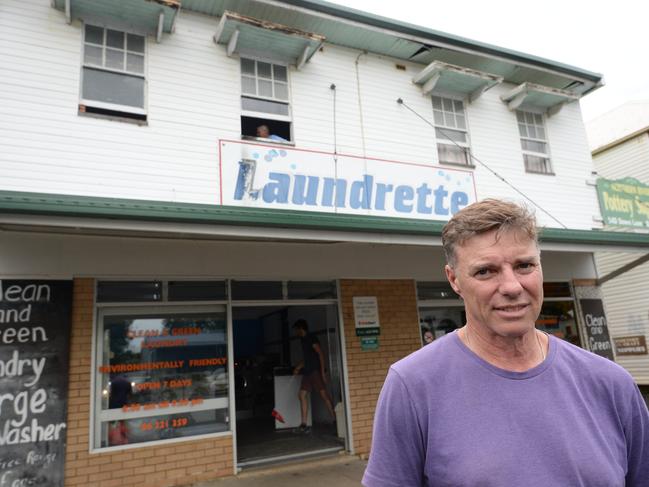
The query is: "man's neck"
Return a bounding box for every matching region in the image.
[461,325,547,372]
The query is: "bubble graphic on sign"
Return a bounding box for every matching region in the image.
[290,164,297,170]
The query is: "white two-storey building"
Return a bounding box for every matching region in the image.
[1,1,647,486]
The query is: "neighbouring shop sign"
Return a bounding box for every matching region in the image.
[0,280,73,487]
[220,140,477,221]
[354,296,380,336]
[613,335,648,356]
[596,177,649,228]
[579,299,614,360]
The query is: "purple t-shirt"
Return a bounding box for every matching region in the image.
[363,331,649,487]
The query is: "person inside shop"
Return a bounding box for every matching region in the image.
[422,330,434,345]
[292,319,336,433]
[256,124,287,142]
[363,198,649,486]
[108,373,132,409]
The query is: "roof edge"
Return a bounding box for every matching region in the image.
[274,0,603,83]
[591,125,649,156]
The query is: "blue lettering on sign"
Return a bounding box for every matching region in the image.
[234,169,469,217]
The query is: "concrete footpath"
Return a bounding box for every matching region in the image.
[195,455,366,487]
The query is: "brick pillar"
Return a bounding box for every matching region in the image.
[64,278,234,487]
[339,279,421,456]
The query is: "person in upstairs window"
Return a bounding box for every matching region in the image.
[292,319,336,433]
[256,124,287,142]
[363,198,649,487]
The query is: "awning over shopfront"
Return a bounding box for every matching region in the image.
[501,82,580,116]
[2,190,649,253]
[213,11,325,69]
[52,0,179,42]
[412,61,502,102]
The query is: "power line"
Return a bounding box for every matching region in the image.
[397,98,568,229]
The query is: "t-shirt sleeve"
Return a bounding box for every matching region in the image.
[625,385,649,486]
[362,368,425,487]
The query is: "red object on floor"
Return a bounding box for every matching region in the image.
[272,409,285,423]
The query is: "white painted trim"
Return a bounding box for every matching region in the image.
[336,280,354,454]
[156,11,164,43]
[226,280,238,475]
[88,280,99,453]
[99,398,229,421]
[0,213,445,246]
[90,430,233,454]
[227,28,239,57]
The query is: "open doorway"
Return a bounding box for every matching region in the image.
[233,304,346,467]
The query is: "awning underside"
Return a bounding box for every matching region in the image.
[501,82,579,115]
[412,60,503,102]
[214,11,325,68]
[52,0,178,35]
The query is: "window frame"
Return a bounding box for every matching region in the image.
[91,303,231,452]
[80,23,148,117]
[516,110,554,175]
[240,56,292,143]
[431,95,473,168]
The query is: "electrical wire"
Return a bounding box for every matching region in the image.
[397,98,568,229]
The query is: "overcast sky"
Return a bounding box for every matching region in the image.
[331,0,648,123]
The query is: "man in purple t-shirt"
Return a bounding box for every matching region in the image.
[363,199,649,487]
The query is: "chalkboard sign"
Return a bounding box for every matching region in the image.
[579,299,614,361]
[0,280,73,487]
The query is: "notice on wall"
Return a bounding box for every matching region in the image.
[353,296,380,336]
[613,335,648,356]
[579,299,614,360]
[0,280,73,487]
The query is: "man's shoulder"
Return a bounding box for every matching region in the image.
[554,336,635,384]
[391,332,460,380]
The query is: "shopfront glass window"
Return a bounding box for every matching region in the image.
[535,301,581,346]
[419,307,464,346]
[94,307,229,448]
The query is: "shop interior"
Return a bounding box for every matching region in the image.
[232,304,345,466]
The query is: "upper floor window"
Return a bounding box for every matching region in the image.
[516,111,553,174]
[81,24,146,121]
[432,96,471,167]
[240,58,291,142]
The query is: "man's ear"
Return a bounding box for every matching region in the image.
[445,264,462,298]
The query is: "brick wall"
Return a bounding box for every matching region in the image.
[339,279,421,456]
[64,278,233,487]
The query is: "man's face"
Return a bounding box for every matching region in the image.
[445,229,543,338]
[256,126,269,138]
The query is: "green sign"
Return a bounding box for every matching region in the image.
[356,327,380,336]
[360,336,379,351]
[596,177,649,228]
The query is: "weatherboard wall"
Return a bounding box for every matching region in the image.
[593,133,649,385]
[1,0,599,230]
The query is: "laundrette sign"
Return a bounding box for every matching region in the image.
[219,140,476,219]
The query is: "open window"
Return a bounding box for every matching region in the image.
[240,58,292,143]
[80,24,147,122]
